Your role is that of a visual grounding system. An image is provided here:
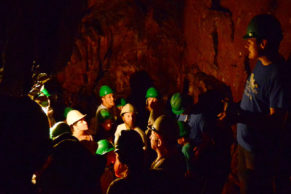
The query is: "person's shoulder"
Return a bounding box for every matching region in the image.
[183,142,192,150]
[116,123,126,130]
[96,104,107,114]
[134,126,145,134]
[190,112,203,117]
[107,177,127,194]
[189,112,205,121]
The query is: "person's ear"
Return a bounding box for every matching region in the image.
[259,39,268,50]
[101,96,105,103]
[157,138,162,147]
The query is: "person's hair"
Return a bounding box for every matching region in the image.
[115,130,144,169]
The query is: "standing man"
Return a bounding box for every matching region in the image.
[114,103,148,149]
[92,85,116,137]
[232,14,287,194]
[170,93,205,147]
[150,115,186,192]
[97,85,115,114]
[145,87,163,129]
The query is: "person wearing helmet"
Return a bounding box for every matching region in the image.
[95,109,115,142]
[145,87,159,111]
[66,109,93,142]
[67,109,97,154]
[97,85,115,114]
[114,103,148,150]
[145,87,164,130]
[108,130,169,194]
[116,98,126,111]
[149,115,186,193]
[50,121,72,140]
[177,121,194,177]
[92,85,117,137]
[170,92,205,147]
[33,86,56,128]
[96,139,116,194]
[231,14,287,194]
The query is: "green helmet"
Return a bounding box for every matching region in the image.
[50,121,71,140]
[96,139,114,155]
[146,87,159,99]
[116,98,126,107]
[177,121,189,138]
[98,109,113,123]
[243,14,282,42]
[99,85,114,97]
[41,87,51,97]
[170,93,184,115]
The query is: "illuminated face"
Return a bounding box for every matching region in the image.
[146,97,158,110]
[102,93,115,109]
[122,112,135,129]
[73,118,88,131]
[150,131,160,150]
[114,153,128,178]
[106,151,116,166]
[246,38,259,60]
[100,119,113,131]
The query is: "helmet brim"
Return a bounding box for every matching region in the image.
[96,147,114,155]
[70,114,87,126]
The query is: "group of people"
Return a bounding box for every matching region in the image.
[0,13,291,194]
[41,81,233,194]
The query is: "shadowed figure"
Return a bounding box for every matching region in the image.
[108,130,170,194]
[0,94,50,193]
[127,71,153,130]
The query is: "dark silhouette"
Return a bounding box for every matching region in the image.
[0,95,50,193]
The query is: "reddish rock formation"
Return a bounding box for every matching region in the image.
[58,0,291,111]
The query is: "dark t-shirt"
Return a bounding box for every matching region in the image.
[177,113,205,146]
[237,60,286,151]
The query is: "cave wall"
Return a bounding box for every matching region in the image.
[57,0,291,114]
[1,0,291,114]
[184,0,291,102]
[58,0,186,113]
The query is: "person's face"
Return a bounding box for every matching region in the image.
[106,151,116,166]
[150,131,160,150]
[245,38,260,60]
[114,153,128,178]
[102,93,115,108]
[101,119,113,131]
[146,97,158,110]
[73,118,88,131]
[122,112,135,128]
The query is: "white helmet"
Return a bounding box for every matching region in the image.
[66,110,86,126]
[120,103,135,116]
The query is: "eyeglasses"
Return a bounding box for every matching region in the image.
[151,126,160,134]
